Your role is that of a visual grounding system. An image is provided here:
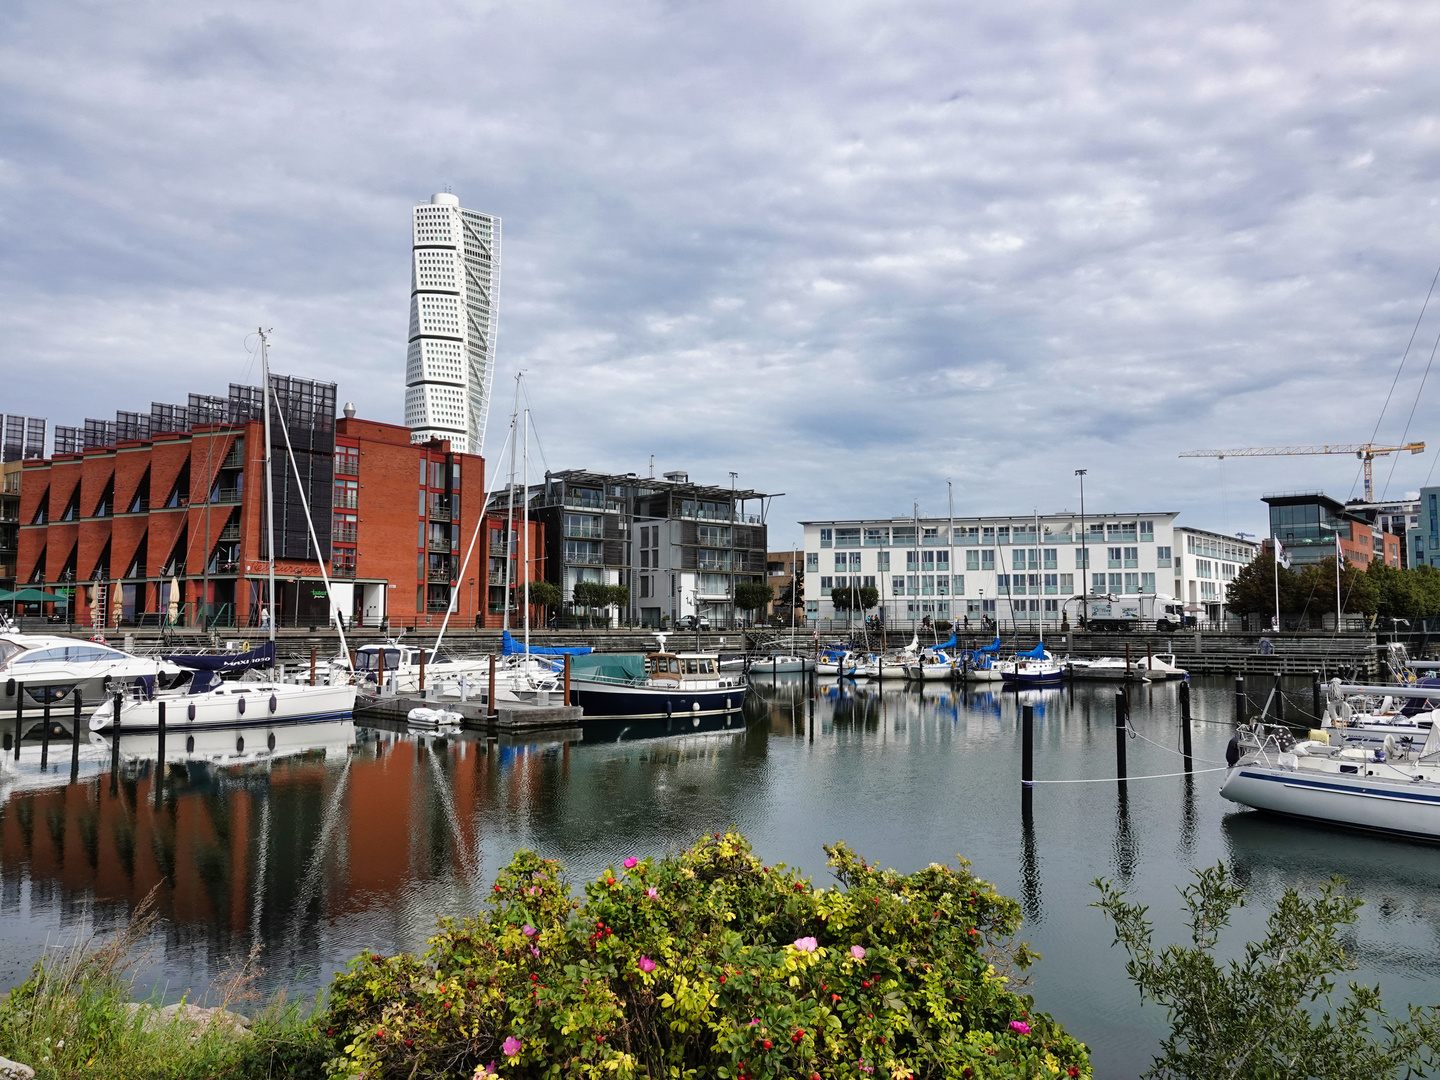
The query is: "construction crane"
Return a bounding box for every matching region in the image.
[1177,442,1426,502]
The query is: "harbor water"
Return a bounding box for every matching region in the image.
[3,675,1439,1077]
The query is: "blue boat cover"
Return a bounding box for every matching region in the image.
[163,641,275,672]
[501,630,593,657]
[978,637,1002,653]
[1016,642,1047,659]
[933,633,958,650]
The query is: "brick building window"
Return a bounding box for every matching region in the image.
[335,448,359,476]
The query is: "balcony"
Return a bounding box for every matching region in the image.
[429,505,452,522]
[219,524,242,542]
[564,525,603,539]
[489,572,508,585]
[333,526,357,544]
[334,491,358,511]
[330,565,356,579]
[566,551,604,565]
[489,541,510,556]
[428,569,453,583]
[428,537,452,552]
[221,448,245,470]
[212,487,242,504]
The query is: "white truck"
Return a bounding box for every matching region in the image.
[1085,593,1188,633]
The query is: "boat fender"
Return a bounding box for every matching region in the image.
[237,697,246,715]
[4,679,12,698]
[269,694,277,714]
[236,736,245,752]
[186,735,194,753]
[1225,734,1240,768]
[268,732,276,751]
[188,703,196,721]
[692,702,700,712]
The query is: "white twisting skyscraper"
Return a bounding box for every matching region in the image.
[404,192,500,454]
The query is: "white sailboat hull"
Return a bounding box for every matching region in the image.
[1221,763,1440,842]
[90,681,356,733]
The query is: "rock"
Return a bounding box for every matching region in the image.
[123,1001,252,1036]
[0,1057,35,1080]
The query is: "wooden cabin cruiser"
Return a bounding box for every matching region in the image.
[0,633,183,709]
[568,638,746,720]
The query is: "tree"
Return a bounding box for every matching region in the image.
[829,585,855,613]
[1095,863,1440,1079]
[528,579,560,618]
[604,584,630,625]
[1226,553,1302,617]
[777,566,804,613]
[734,581,773,623]
[572,581,606,627]
[858,584,880,612]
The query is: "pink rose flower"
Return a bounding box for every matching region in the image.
[503,1035,522,1056]
[522,924,536,937]
[646,887,659,899]
[624,857,639,869]
[1010,1020,1031,1035]
[850,945,866,959]
[638,955,657,972]
[793,936,818,953]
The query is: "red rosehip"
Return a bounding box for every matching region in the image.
[763,1040,772,1050]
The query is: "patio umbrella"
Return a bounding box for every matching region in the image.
[110,581,122,627]
[11,588,63,602]
[168,576,180,621]
[89,586,101,629]
[0,589,16,602]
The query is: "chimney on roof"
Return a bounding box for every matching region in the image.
[663,470,688,483]
[343,402,356,420]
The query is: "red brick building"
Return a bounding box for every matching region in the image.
[16,387,541,630]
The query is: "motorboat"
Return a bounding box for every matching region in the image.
[997,643,1067,686]
[353,642,558,705]
[903,649,954,681]
[815,649,860,677]
[568,635,746,719]
[0,633,183,709]
[1318,678,1440,752]
[1220,721,1440,842]
[749,655,813,676]
[89,642,356,733]
[1065,656,1154,682]
[1144,652,1188,679]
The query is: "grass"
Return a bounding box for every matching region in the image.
[0,891,328,1079]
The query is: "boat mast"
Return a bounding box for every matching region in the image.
[522,403,530,658]
[501,376,520,636]
[1035,508,1043,647]
[259,328,277,648]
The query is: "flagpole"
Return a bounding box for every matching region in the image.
[1335,535,1342,633]
[1273,541,1281,633]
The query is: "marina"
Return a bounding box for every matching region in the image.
[4,674,1440,1077]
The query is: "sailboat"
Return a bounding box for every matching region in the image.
[92,330,357,733]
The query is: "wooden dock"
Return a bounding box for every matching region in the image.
[355,691,584,730]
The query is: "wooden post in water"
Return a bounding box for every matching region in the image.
[13,683,23,761]
[71,692,82,784]
[1179,680,1192,772]
[1234,676,1246,726]
[40,700,50,772]
[1114,689,1127,782]
[1125,641,1131,680]
[155,701,166,805]
[1147,641,1152,675]
[1312,670,1323,725]
[419,650,427,697]
[110,689,123,774]
[488,653,497,719]
[1021,703,1035,806]
[563,653,571,707]
[310,647,317,686]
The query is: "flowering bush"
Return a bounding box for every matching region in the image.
[324,831,1090,1078]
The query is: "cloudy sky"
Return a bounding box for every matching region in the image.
[5,0,1440,546]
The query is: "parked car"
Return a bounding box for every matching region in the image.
[675,615,712,631]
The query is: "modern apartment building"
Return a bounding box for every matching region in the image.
[1172,527,1258,625]
[1407,487,1440,569]
[491,469,771,627]
[1263,492,1401,569]
[404,192,501,455]
[14,379,495,629]
[800,511,1180,629]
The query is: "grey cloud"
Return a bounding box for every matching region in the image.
[5,0,1440,539]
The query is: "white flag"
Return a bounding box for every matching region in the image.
[1275,540,1291,570]
[1335,534,1345,567]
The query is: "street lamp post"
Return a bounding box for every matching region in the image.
[1075,469,1088,619]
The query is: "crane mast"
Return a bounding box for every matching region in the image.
[1178,442,1425,501]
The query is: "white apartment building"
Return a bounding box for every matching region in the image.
[1172,527,1258,625]
[404,192,501,455]
[801,511,1180,629]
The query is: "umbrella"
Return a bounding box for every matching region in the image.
[90,585,101,629]
[168,576,180,622]
[110,582,122,627]
[11,588,64,602]
[0,589,16,602]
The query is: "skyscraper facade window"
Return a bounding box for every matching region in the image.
[404,193,500,455]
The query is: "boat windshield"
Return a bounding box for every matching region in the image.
[681,658,717,676]
[356,649,402,672]
[12,645,128,665]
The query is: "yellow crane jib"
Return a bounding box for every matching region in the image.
[1177,442,1426,502]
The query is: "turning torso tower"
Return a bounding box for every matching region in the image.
[404,192,500,455]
